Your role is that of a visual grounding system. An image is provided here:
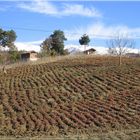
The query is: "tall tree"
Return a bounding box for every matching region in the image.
[107,34,135,66]
[50,30,67,55]
[0,28,17,49]
[41,30,67,55]
[79,34,90,51]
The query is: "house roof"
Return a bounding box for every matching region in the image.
[21,50,37,55]
[126,53,140,57]
[83,48,96,52]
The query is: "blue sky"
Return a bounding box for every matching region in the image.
[0,0,140,53]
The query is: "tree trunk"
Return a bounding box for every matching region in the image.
[84,45,86,51]
[119,55,122,66]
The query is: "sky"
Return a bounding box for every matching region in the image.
[0,0,140,54]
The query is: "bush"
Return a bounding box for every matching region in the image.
[9,50,20,62]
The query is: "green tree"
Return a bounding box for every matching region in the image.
[0,28,17,48]
[0,28,18,64]
[40,37,52,56]
[8,46,20,62]
[79,34,90,51]
[41,30,67,56]
[50,30,67,55]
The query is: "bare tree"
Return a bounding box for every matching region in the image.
[107,34,135,66]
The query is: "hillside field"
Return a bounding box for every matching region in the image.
[0,55,140,139]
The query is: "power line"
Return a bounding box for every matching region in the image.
[0,25,111,37]
[1,25,140,39]
[0,26,53,33]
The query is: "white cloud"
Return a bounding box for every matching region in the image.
[18,0,58,15]
[15,40,139,55]
[65,44,108,54]
[65,23,140,40]
[61,3,101,17]
[15,41,108,54]
[17,0,101,17]
[15,40,42,52]
[127,48,140,53]
[65,44,139,55]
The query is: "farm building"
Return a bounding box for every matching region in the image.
[83,48,96,55]
[21,51,38,61]
[126,53,140,58]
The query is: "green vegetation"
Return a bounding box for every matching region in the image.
[40,30,67,56]
[0,28,16,48]
[0,28,20,64]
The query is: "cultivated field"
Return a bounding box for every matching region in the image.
[0,56,140,139]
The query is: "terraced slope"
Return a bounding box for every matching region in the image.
[0,56,140,138]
